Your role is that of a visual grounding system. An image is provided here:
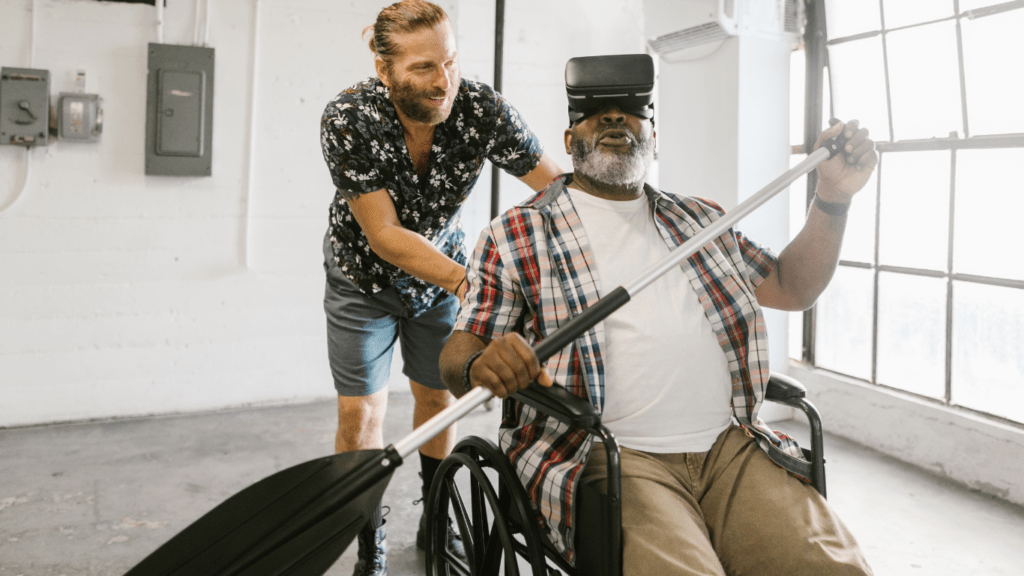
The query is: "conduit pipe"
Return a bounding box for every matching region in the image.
[489,0,505,219]
[30,0,37,66]
[155,0,164,43]
[203,0,211,46]
[242,0,262,268]
[193,0,202,44]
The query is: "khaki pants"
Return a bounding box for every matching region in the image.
[580,425,873,576]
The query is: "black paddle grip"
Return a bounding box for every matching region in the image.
[533,286,631,365]
[822,119,850,160]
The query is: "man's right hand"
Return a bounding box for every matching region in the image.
[470,333,553,398]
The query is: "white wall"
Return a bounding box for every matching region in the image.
[0,0,643,427]
[653,24,797,420]
[465,0,648,224]
[790,364,1024,508]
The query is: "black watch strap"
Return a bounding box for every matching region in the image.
[813,194,852,217]
[463,350,484,392]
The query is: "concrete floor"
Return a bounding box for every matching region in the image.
[2,392,1024,576]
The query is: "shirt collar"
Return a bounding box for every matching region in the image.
[533,174,666,214]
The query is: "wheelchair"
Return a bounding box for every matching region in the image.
[423,372,826,576]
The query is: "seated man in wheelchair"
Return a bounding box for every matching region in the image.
[439,54,877,575]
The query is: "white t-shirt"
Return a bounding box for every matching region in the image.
[567,188,733,453]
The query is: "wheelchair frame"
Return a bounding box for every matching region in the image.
[425,372,825,576]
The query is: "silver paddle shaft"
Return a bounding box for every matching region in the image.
[394,387,493,458]
[394,146,832,460]
[625,146,830,295]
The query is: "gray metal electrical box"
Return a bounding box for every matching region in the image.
[57,93,103,143]
[145,43,214,176]
[0,67,50,147]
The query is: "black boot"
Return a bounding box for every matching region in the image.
[416,468,467,562]
[417,510,467,562]
[352,520,386,576]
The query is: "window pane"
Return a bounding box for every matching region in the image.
[815,266,874,380]
[878,151,950,271]
[883,0,954,29]
[954,148,1024,281]
[841,166,877,264]
[828,38,890,142]
[961,9,1024,136]
[951,282,1024,422]
[824,0,882,39]
[877,272,947,398]
[787,147,873,265]
[886,21,963,140]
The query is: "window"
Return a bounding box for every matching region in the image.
[792,0,1024,424]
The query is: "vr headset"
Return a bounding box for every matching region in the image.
[565,53,655,125]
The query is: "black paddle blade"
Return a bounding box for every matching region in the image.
[124,448,399,576]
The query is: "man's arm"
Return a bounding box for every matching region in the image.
[440,330,552,399]
[440,213,554,399]
[440,331,488,397]
[347,189,468,298]
[755,119,878,311]
[346,151,561,299]
[516,152,565,192]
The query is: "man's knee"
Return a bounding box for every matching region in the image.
[410,380,455,413]
[337,391,387,432]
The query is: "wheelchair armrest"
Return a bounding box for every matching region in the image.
[764,372,807,403]
[512,384,601,430]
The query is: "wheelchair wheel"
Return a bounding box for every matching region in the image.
[425,436,552,576]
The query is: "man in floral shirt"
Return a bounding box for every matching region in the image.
[440,57,877,574]
[319,2,561,574]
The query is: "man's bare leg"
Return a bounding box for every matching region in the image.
[410,380,456,458]
[335,386,389,453]
[336,387,390,573]
[410,380,464,558]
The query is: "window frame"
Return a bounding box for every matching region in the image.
[797,0,1024,427]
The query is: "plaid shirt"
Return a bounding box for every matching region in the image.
[454,175,808,564]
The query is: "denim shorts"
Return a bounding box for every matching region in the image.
[323,237,459,396]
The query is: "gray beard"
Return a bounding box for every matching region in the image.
[571,127,654,188]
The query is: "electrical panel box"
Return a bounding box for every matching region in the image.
[57,93,103,143]
[0,67,50,147]
[145,43,214,176]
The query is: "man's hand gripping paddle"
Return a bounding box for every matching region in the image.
[123,130,849,576]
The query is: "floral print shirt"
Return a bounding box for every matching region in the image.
[320,77,544,317]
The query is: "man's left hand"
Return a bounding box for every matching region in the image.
[814,119,879,202]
